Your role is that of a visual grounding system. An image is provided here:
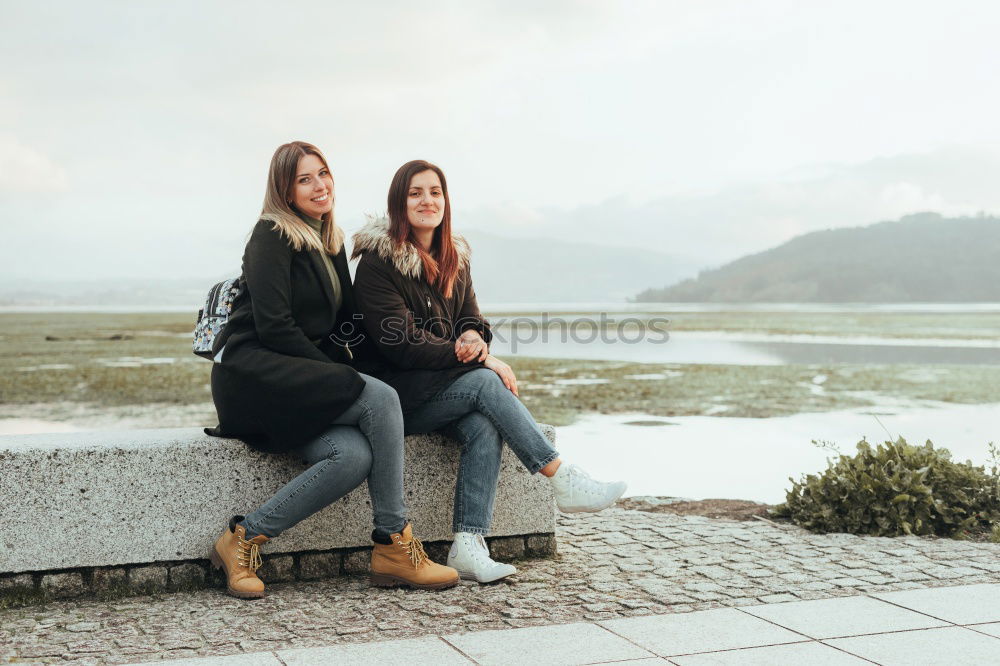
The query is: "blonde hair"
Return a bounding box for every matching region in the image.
[260,141,344,254]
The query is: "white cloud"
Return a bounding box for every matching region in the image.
[876,182,974,220]
[457,147,1000,270]
[0,136,69,193]
[3,3,1000,279]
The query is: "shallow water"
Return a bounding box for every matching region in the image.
[490,331,1000,365]
[0,419,82,435]
[482,302,1000,314]
[555,403,1000,504]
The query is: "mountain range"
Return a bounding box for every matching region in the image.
[635,213,1000,302]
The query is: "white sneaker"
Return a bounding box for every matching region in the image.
[549,463,627,513]
[447,532,517,583]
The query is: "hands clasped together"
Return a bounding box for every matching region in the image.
[454,330,518,397]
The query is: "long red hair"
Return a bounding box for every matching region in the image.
[387,160,460,298]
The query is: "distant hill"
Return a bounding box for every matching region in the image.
[635,213,1000,302]
[0,234,699,308]
[0,277,219,309]
[463,230,698,303]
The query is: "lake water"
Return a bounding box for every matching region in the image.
[480,303,1000,365]
[489,331,1000,365]
[9,402,995,506]
[557,402,1000,504]
[4,301,1000,314]
[481,302,1000,314]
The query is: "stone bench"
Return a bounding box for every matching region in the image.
[0,427,556,600]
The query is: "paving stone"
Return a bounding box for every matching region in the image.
[825,626,1000,666]
[601,608,805,656]
[92,567,128,592]
[169,563,206,589]
[299,552,341,580]
[4,509,1000,664]
[0,573,34,591]
[757,593,798,603]
[971,622,1000,639]
[445,622,651,665]
[488,536,525,561]
[829,577,865,587]
[743,595,947,638]
[281,636,468,665]
[872,583,1000,624]
[341,549,371,575]
[423,541,451,563]
[672,641,869,665]
[40,572,86,598]
[526,534,557,557]
[66,621,100,632]
[129,565,168,591]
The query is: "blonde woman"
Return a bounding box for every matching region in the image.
[207,142,457,598]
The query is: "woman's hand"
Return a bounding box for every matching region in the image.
[484,354,518,396]
[455,329,489,363]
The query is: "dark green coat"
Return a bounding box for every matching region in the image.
[208,219,375,453]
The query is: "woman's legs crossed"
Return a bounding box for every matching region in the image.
[409,368,624,515]
[410,368,559,474]
[243,373,408,538]
[330,373,408,535]
[243,425,372,538]
[406,368,558,535]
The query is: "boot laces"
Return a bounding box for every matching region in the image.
[237,536,262,571]
[402,536,429,568]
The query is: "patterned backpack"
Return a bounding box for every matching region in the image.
[192,277,243,359]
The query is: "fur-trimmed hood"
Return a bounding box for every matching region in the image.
[350,216,471,280]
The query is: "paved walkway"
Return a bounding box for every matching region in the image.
[124,582,1000,665]
[3,509,999,664]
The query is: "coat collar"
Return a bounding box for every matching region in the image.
[350,216,471,279]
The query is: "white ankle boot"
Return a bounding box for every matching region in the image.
[447,532,517,583]
[549,463,627,513]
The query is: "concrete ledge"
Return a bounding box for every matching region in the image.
[0,426,556,575]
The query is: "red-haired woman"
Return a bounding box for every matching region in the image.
[352,159,626,584]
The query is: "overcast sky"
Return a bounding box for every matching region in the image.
[2,1,999,281]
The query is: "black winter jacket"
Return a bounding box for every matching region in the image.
[351,217,490,414]
[208,219,375,453]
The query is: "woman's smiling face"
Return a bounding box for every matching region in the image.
[290,153,334,219]
[406,169,445,232]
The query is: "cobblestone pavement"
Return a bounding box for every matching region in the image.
[3,509,999,665]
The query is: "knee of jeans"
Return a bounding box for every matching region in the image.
[468,368,504,393]
[366,377,402,412]
[339,435,373,476]
[455,412,502,451]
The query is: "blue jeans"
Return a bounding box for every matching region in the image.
[242,374,408,538]
[405,368,559,535]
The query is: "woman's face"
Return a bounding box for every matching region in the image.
[290,153,334,219]
[406,169,445,232]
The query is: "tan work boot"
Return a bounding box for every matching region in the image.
[370,523,460,590]
[210,516,269,599]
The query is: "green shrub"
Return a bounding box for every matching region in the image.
[772,438,1000,537]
